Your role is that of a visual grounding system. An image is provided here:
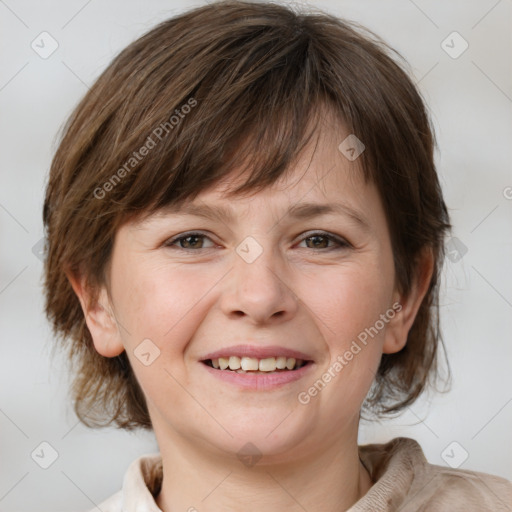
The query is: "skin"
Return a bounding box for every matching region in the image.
[70,118,433,511]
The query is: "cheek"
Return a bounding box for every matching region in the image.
[110,258,221,355]
[110,259,223,413]
[308,261,394,396]
[313,262,393,343]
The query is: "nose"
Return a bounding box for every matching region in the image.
[219,239,299,325]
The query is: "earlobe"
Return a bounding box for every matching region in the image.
[66,270,125,358]
[382,247,434,354]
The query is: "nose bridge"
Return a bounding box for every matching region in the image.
[223,233,298,323]
[237,234,282,286]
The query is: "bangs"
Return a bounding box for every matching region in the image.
[106,24,349,224]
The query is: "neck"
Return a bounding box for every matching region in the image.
[154,428,373,512]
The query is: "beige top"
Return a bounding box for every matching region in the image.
[92,437,512,511]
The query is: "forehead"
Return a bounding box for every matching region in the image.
[202,113,363,196]
[126,110,385,235]
[189,149,366,214]
[138,124,382,234]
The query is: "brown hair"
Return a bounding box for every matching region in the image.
[43,0,451,429]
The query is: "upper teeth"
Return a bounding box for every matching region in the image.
[210,356,303,372]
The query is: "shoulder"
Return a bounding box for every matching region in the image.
[418,461,512,511]
[87,453,163,512]
[89,490,122,512]
[356,437,512,511]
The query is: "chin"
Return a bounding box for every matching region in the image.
[207,408,314,461]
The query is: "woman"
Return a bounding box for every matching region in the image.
[42,1,512,510]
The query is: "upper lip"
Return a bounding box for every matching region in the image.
[201,344,314,361]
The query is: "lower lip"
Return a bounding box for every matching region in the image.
[201,361,314,390]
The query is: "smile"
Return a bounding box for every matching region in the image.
[201,357,314,390]
[204,356,308,372]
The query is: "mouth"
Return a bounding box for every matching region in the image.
[202,356,312,374]
[199,345,315,389]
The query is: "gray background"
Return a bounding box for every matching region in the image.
[1,0,511,510]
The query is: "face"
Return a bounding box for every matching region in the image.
[83,121,423,463]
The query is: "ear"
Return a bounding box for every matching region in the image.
[66,270,125,358]
[382,247,434,354]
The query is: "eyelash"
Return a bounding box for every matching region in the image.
[164,231,351,252]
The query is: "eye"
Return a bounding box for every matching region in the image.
[164,232,216,250]
[164,231,350,251]
[297,232,350,250]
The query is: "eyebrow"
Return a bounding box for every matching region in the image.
[161,201,371,232]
